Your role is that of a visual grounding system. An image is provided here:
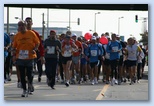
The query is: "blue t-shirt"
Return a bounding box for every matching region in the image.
[106,41,122,60]
[86,43,104,63]
[4,33,11,58]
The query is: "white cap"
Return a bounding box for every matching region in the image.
[72,33,77,37]
[116,34,120,37]
[91,36,96,40]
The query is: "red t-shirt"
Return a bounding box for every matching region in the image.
[32,30,45,56]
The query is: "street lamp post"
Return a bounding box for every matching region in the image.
[118,16,124,35]
[94,12,100,32]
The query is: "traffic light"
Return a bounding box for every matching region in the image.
[135,15,138,23]
[77,18,80,25]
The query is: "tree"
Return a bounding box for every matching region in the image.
[139,31,148,45]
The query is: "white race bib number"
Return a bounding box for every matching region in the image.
[63,45,72,57]
[112,46,118,52]
[91,50,97,56]
[129,50,136,57]
[18,50,29,59]
[47,46,55,54]
[63,50,72,57]
[72,48,78,52]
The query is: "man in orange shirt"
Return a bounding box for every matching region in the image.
[12,20,40,97]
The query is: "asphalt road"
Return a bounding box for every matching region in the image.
[4,66,148,101]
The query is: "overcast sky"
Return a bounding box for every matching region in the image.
[4,7,148,41]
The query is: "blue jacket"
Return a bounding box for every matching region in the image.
[106,41,122,60]
[4,33,11,58]
[86,43,104,63]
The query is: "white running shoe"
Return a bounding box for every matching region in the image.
[94,77,98,84]
[111,78,115,86]
[91,80,95,85]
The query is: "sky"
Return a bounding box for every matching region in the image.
[4,7,148,41]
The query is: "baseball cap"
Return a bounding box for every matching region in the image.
[116,34,120,37]
[72,33,77,37]
[91,36,96,40]
[10,33,15,36]
[50,30,56,34]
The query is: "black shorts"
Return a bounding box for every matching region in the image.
[62,56,72,64]
[110,59,119,67]
[90,61,99,68]
[124,60,128,67]
[104,59,110,66]
[127,60,137,67]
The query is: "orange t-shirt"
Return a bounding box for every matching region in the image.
[13,30,40,59]
[72,40,82,56]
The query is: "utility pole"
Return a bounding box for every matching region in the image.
[7,7,9,33]
[42,13,45,40]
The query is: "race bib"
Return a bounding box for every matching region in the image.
[63,50,72,57]
[129,50,136,57]
[18,50,29,59]
[47,46,55,54]
[112,46,118,52]
[91,50,97,56]
[63,45,72,57]
[72,48,79,52]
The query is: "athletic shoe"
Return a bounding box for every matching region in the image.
[65,82,69,87]
[129,81,134,85]
[111,78,115,86]
[94,77,98,84]
[115,79,118,84]
[118,80,121,85]
[105,81,109,84]
[17,82,22,88]
[21,90,28,97]
[91,80,95,85]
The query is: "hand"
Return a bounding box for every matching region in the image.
[38,56,45,64]
[32,50,36,54]
[4,47,9,51]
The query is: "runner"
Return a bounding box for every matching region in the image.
[71,33,83,84]
[4,33,11,83]
[86,36,104,85]
[125,37,142,85]
[12,20,40,97]
[61,35,77,87]
[139,44,147,78]
[106,34,122,86]
[79,37,88,83]
[58,33,66,83]
[116,35,126,85]
[44,30,61,89]
[137,48,144,83]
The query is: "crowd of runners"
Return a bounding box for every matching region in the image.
[4,17,148,97]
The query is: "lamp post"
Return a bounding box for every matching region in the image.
[94,12,101,32]
[118,16,124,35]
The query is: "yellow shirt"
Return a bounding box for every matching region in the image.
[13,30,40,59]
